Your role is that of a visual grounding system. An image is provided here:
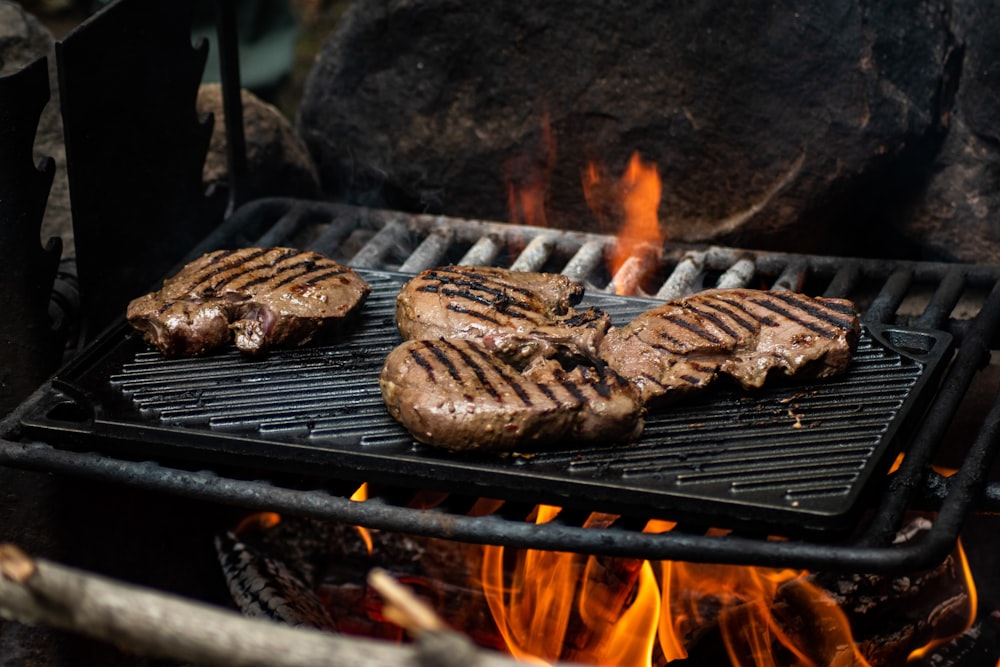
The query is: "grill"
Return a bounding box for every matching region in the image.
[4,198,1000,574]
[4,0,1000,590]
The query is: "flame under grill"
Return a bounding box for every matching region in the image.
[4,197,1000,573]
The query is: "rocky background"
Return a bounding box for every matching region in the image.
[296,0,1000,263]
[9,0,1000,264]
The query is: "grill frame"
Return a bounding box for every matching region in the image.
[14,273,953,537]
[3,198,1000,573]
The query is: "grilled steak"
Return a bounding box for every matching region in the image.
[395,265,611,362]
[127,247,371,356]
[600,288,860,405]
[380,338,643,452]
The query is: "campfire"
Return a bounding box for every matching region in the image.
[196,149,980,667]
[217,504,978,667]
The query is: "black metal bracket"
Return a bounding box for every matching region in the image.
[0,57,63,414]
[56,0,216,338]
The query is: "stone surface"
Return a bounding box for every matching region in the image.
[198,82,320,203]
[896,0,1000,263]
[298,0,956,255]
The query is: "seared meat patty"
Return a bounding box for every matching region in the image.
[380,338,643,452]
[127,247,371,356]
[395,265,610,361]
[600,288,860,405]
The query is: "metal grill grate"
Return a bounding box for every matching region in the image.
[18,269,950,534]
[4,198,1000,572]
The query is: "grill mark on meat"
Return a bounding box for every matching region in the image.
[654,331,693,350]
[419,271,536,305]
[304,268,349,285]
[409,347,438,383]
[465,342,535,406]
[424,341,464,384]
[708,296,780,327]
[426,267,539,300]
[665,312,727,345]
[154,301,175,316]
[689,360,716,373]
[554,369,588,404]
[195,248,278,293]
[421,282,536,320]
[587,370,614,399]
[446,302,502,325]
[684,303,745,338]
[241,265,309,291]
[187,248,242,283]
[438,286,531,318]
[239,257,321,291]
[817,299,857,316]
[534,379,560,404]
[219,249,303,292]
[692,299,761,333]
[440,339,503,401]
[735,294,843,338]
[764,291,858,331]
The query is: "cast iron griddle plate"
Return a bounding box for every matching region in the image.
[20,270,952,532]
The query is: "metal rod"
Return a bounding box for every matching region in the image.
[509,235,555,272]
[561,239,606,284]
[863,268,914,324]
[457,235,501,266]
[215,0,249,216]
[858,276,1000,547]
[770,261,807,292]
[608,256,647,296]
[715,255,756,289]
[398,227,452,273]
[253,205,309,248]
[0,436,986,574]
[823,263,861,298]
[348,220,407,268]
[914,269,967,330]
[655,251,705,300]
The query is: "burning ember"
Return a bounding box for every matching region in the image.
[222,500,979,667]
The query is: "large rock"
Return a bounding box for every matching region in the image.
[198,83,320,202]
[298,0,953,254]
[896,0,1000,263]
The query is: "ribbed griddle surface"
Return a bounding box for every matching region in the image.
[21,270,951,532]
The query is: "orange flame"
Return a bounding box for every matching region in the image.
[233,511,281,535]
[288,488,979,666]
[582,152,664,294]
[476,512,979,666]
[480,507,659,666]
[350,483,374,554]
[907,538,977,661]
[506,113,556,228]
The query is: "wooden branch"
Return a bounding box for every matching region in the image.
[0,544,590,667]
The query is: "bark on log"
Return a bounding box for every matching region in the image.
[0,543,593,667]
